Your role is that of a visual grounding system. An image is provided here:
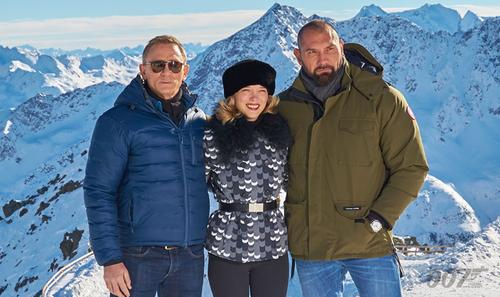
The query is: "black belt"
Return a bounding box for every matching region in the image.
[219,201,278,213]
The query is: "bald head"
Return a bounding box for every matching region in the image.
[294,20,344,86]
[297,20,341,49]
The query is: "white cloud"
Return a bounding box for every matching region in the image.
[0,10,264,49]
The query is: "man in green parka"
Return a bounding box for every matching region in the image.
[278,20,429,297]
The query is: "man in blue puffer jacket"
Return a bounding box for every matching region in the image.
[84,35,209,297]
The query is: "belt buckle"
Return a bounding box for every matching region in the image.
[248,203,264,212]
[164,246,176,251]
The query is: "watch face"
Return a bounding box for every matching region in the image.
[370,220,383,233]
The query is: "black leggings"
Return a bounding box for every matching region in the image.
[208,253,289,297]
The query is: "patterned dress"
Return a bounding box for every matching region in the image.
[203,114,289,263]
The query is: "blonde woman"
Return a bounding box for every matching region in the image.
[204,60,291,297]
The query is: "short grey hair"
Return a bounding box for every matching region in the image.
[142,35,187,63]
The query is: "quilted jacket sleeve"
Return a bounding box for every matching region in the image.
[83,114,129,265]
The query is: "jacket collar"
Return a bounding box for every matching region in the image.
[114,74,197,112]
[290,43,386,102]
[292,60,352,100]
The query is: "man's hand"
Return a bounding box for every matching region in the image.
[104,262,132,297]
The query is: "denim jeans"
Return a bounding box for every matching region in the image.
[296,254,402,297]
[111,244,204,297]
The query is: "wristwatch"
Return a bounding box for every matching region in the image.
[369,219,383,233]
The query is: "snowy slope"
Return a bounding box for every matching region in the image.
[0,83,124,296]
[395,175,481,245]
[0,3,498,297]
[0,83,125,186]
[402,218,500,296]
[42,219,500,297]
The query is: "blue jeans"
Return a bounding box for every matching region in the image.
[296,254,402,297]
[111,244,204,297]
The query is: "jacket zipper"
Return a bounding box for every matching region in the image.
[178,132,189,247]
[141,90,194,247]
[190,130,197,166]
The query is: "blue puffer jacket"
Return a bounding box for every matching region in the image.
[84,75,209,266]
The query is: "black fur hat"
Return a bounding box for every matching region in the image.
[222,59,276,98]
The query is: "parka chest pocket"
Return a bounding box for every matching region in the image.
[336,118,377,167]
[189,127,205,165]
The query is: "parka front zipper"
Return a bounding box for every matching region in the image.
[190,130,197,166]
[141,89,196,247]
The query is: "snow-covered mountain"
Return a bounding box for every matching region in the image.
[354,3,483,33]
[187,3,306,109]
[20,42,207,60]
[0,82,125,183]
[395,175,481,245]
[395,3,463,33]
[17,45,144,59]
[0,83,124,296]
[460,10,483,32]
[0,45,140,122]
[0,3,498,297]
[0,43,207,123]
[354,4,388,18]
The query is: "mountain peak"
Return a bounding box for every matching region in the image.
[395,3,461,33]
[264,2,291,16]
[308,14,336,26]
[262,2,303,20]
[269,2,283,11]
[352,3,483,33]
[461,10,482,32]
[422,3,444,9]
[463,10,480,19]
[413,3,460,17]
[354,4,388,18]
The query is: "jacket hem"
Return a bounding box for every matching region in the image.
[290,248,394,261]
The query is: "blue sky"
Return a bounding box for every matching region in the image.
[1,1,499,49]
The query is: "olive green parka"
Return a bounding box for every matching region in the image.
[278,43,429,260]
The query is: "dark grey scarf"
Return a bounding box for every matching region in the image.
[300,60,345,103]
[145,84,184,125]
